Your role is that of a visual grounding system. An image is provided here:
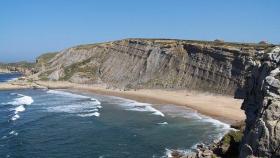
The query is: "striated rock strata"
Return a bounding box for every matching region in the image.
[239,46,280,157]
[36,38,274,95]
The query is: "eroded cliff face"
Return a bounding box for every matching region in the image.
[37,39,274,95]
[35,39,280,157]
[239,46,280,158]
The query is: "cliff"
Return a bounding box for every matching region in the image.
[239,46,280,157]
[0,61,35,75]
[180,46,280,158]
[29,39,280,157]
[36,38,275,95]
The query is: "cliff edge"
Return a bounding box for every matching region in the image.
[35,38,275,95]
[239,46,280,157]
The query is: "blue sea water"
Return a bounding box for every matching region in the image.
[0,73,22,83]
[0,74,231,158]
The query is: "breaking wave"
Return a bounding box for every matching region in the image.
[7,94,34,106]
[157,122,168,125]
[46,90,102,117]
[5,93,34,121]
[9,130,18,136]
[115,98,165,117]
[159,105,231,133]
[6,77,18,82]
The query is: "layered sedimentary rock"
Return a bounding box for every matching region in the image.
[239,46,280,157]
[37,39,274,95]
[34,39,280,157]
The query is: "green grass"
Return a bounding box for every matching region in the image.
[71,38,277,53]
[60,58,98,80]
[36,52,58,64]
[216,130,243,158]
[221,130,243,145]
[122,38,277,50]
[38,70,53,80]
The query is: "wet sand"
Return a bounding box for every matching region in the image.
[0,80,245,124]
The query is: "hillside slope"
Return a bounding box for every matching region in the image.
[36,38,275,95]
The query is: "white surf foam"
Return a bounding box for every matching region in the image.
[158,105,202,119]
[163,148,192,158]
[157,122,168,125]
[91,98,101,105]
[47,90,90,99]
[5,77,18,82]
[11,114,20,121]
[5,93,34,121]
[200,116,230,129]
[190,142,206,150]
[14,105,26,113]
[158,104,232,141]
[9,130,18,136]
[199,116,232,140]
[6,77,18,82]
[7,94,34,106]
[77,112,100,117]
[115,98,165,117]
[46,90,102,117]
[47,103,99,112]
[157,105,233,158]
[10,93,18,96]
[10,105,26,121]
[47,103,101,117]
[159,105,231,131]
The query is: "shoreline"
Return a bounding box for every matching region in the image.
[1,80,245,124]
[71,86,244,125]
[0,81,243,158]
[0,80,245,124]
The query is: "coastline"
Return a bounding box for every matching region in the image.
[72,86,245,125]
[0,80,245,124]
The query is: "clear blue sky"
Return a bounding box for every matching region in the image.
[0,0,279,62]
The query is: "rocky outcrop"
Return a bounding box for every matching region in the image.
[171,129,244,158]
[36,38,275,95]
[145,46,280,158]
[239,46,280,157]
[0,62,35,75]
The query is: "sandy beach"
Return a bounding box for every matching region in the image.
[0,80,245,124]
[36,81,245,124]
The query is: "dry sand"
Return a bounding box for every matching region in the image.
[1,80,245,124]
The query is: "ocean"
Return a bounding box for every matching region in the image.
[0,73,230,158]
[0,73,22,83]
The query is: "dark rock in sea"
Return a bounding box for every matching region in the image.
[171,150,185,158]
[175,129,243,158]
